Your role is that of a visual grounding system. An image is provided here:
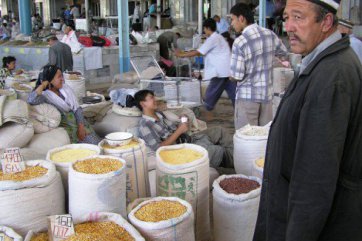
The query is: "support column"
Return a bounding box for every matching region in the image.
[85,0,89,32]
[18,0,32,35]
[157,0,161,28]
[258,0,266,28]
[118,0,130,73]
[198,0,203,34]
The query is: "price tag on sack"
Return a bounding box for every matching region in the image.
[0,233,5,241]
[1,147,25,174]
[48,214,75,241]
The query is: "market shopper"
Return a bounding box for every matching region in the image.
[338,19,362,63]
[213,15,230,36]
[175,18,236,116]
[133,2,141,24]
[47,36,73,72]
[157,31,181,60]
[135,89,234,170]
[230,3,288,129]
[61,23,82,53]
[253,0,362,240]
[28,65,101,145]
[0,56,23,77]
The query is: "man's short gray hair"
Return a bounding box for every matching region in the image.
[313,4,338,26]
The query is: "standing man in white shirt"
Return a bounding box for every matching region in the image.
[175,18,236,116]
[213,15,230,36]
[61,23,82,53]
[133,2,141,24]
[70,5,80,19]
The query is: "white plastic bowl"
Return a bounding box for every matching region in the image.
[105,132,133,146]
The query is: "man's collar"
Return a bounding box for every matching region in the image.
[242,23,257,34]
[299,30,342,75]
[142,112,162,122]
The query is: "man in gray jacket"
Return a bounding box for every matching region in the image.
[47,36,73,72]
[253,0,362,240]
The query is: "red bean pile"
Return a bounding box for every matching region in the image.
[219,177,260,195]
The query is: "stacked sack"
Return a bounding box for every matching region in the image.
[69,155,127,219]
[213,174,262,241]
[233,124,270,175]
[156,144,210,241]
[129,197,194,241]
[99,138,149,203]
[0,97,33,150]
[0,160,65,236]
[63,72,86,104]
[0,226,23,241]
[25,212,144,241]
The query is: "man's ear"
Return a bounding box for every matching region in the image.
[321,13,335,33]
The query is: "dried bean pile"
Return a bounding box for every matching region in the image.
[219,177,260,195]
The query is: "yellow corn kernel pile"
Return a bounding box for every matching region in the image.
[65,221,134,241]
[0,166,47,182]
[159,148,203,165]
[30,232,48,241]
[135,200,187,222]
[256,158,265,168]
[50,149,97,163]
[102,140,140,150]
[73,158,122,174]
[30,222,135,241]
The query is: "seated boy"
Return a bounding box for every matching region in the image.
[134,89,234,169]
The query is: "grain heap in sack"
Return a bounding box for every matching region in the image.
[0,160,65,236]
[128,197,194,241]
[46,144,101,194]
[213,174,262,241]
[0,226,23,241]
[99,138,149,203]
[252,158,265,179]
[233,124,269,175]
[25,212,144,241]
[156,144,210,241]
[69,156,127,219]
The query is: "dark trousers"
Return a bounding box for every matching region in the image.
[204,77,236,111]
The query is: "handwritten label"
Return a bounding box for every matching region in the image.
[19,48,25,54]
[4,47,9,53]
[36,49,42,54]
[1,147,25,174]
[48,215,75,241]
[0,233,5,241]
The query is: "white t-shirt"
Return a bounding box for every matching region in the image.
[197,32,231,80]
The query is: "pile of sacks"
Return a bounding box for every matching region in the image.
[0,96,70,159]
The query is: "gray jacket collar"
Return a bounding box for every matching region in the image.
[300,35,350,77]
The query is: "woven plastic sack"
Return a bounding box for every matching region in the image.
[99,138,149,203]
[233,124,269,175]
[156,144,210,241]
[213,174,262,241]
[0,160,65,236]
[129,197,194,241]
[29,103,61,134]
[69,155,127,219]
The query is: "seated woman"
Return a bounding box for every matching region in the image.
[28,65,101,144]
[0,56,23,88]
[0,56,23,76]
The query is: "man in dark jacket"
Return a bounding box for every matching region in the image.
[47,36,73,72]
[253,0,362,240]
